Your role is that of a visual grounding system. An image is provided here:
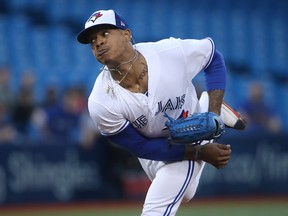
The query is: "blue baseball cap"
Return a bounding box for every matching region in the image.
[77,9,129,44]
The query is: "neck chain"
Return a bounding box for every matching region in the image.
[105,50,139,95]
[116,50,138,84]
[109,49,138,75]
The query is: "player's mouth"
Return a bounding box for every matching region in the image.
[97,49,108,57]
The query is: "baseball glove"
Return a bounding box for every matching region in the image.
[164,112,225,144]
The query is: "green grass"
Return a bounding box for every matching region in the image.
[1,198,288,216]
[179,203,288,216]
[4,210,140,216]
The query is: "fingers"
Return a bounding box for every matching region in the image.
[202,142,232,169]
[214,144,231,169]
[218,143,231,150]
[217,143,232,155]
[219,148,231,162]
[213,157,230,169]
[219,155,230,161]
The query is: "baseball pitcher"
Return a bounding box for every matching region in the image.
[77,9,245,216]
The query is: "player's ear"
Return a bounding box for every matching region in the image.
[123,29,132,42]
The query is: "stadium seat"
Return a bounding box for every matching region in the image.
[0,0,287,130]
[5,0,29,12]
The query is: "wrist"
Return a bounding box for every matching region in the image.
[194,145,204,160]
[184,144,203,160]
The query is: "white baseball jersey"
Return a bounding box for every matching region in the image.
[88,37,215,216]
[88,37,214,136]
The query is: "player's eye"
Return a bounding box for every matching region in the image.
[90,39,96,46]
[103,31,109,37]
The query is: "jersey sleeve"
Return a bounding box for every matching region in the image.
[88,98,129,135]
[107,123,186,161]
[177,37,215,79]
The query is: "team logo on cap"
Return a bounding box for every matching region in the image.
[88,12,103,23]
[120,21,126,26]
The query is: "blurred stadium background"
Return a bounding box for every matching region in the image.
[0,0,287,215]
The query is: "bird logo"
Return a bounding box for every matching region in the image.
[88,12,103,23]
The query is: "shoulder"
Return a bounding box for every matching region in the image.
[88,70,119,108]
[136,37,180,52]
[88,88,126,135]
[176,37,215,52]
[135,38,184,60]
[87,71,129,135]
[136,37,214,55]
[136,37,214,46]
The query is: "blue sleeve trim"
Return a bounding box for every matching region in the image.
[203,50,227,91]
[106,123,185,161]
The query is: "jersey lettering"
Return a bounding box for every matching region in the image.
[155,94,186,116]
[175,94,186,109]
[132,115,148,129]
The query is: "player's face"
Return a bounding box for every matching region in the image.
[89,28,131,66]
